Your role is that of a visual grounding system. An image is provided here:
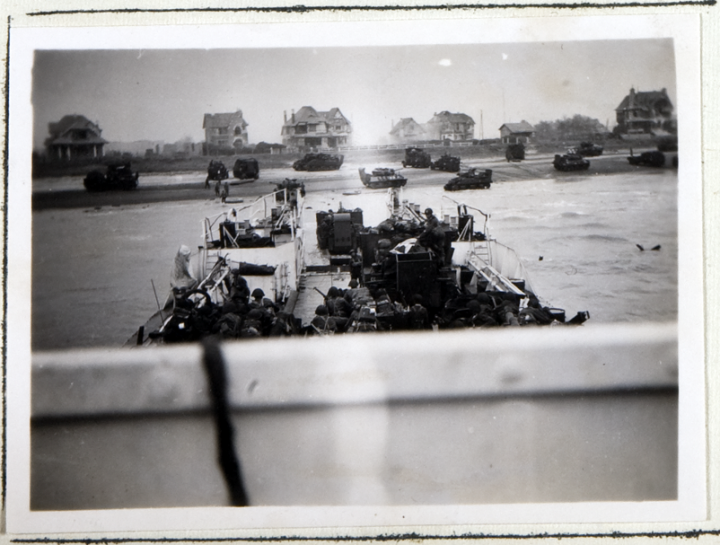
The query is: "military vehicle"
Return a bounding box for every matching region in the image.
[505,143,525,162]
[430,153,461,172]
[402,147,432,168]
[274,178,305,202]
[233,158,260,180]
[553,154,591,172]
[293,153,344,171]
[569,142,604,157]
[358,167,407,189]
[444,168,493,191]
[657,136,678,152]
[204,160,229,188]
[83,161,139,192]
[627,150,665,167]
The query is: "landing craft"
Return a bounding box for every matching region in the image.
[128,187,589,345]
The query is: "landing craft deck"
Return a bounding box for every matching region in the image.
[129,184,588,346]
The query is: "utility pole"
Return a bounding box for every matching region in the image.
[480,110,484,140]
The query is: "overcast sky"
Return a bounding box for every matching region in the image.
[32,39,676,149]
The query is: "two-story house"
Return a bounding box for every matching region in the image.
[615,87,674,135]
[45,115,107,161]
[424,111,475,141]
[281,106,352,149]
[389,118,426,143]
[203,110,249,152]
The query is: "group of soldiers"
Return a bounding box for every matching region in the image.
[160,269,299,343]
[308,283,432,334]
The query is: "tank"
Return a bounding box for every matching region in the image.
[569,142,603,157]
[553,154,591,172]
[402,147,432,168]
[83,161,139,192]
[358,168,408,189]
[443,168,493,191]
[293,153,344,171]
[627,150,665,167]
[233,158,260,180]
[505,143,525,162]
[430,154,461,172]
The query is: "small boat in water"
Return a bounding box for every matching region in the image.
[128,187,588,345]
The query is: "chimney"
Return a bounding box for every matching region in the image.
[284,110,287,123]
[291,109,296,124]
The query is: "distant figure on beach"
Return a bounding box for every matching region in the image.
[221,182,229,203]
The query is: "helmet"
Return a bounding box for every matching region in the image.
[251,288,265,299]
[425,208,433,215]
[315,305,328,316]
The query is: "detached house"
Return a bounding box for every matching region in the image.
[424,111,475,141]
[615,87,674,135]
[389,118,426,143]
[281,106,352,149]
[45,115,107,161]
[203,110,249,153]
[499,121,536,144]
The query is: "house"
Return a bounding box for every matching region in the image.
[499,121,536,144]
[203,110,249,153]
[281,106,352,149]
[424,111,475,141]
[389,118,426,143]
[45,115,107,161]
[615,87,674,135]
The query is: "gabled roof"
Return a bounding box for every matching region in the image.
[390,117,425,135]
[203,111,248,129]
[46,115,107,146]
[427,111,475,124]
[499,121,535,133]
[286,106,349,126]
[616,88,672,111]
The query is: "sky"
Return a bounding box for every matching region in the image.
[32,39,676,149]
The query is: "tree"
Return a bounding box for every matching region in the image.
[535,115,607,143]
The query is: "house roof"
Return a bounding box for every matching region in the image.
[389,118,425,135]
[286,106,349,126]
[616,88,672,111]
[499,121,536,133]
[203,111,248,129]
[46,115,107,146]
[427,111,475,125]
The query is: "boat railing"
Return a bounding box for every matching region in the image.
[202,190,302,248]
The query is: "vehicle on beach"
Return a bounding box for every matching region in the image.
[553,154,591,172]
[568,142,604,157]
[233,158,260,181]
[128,183,589,346]
[443,168,493,191]
[83,161,139,192]
[627,150,666,167]
[430,153,461,172]
[205,160,228,187]
[293,153,344,171]
[656,135,678,152]
[358,167,408,189]
[505,143,525,162]
[402,147,432,168]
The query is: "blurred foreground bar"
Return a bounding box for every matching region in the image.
[32,322,678,510]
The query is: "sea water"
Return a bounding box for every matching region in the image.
[31,170,678,351]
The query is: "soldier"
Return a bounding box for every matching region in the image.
[408,294,430,330]
[221,182,229,203]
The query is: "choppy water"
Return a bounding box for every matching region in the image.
[32,170,677,351]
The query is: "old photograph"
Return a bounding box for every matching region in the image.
[6,14,705,534]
